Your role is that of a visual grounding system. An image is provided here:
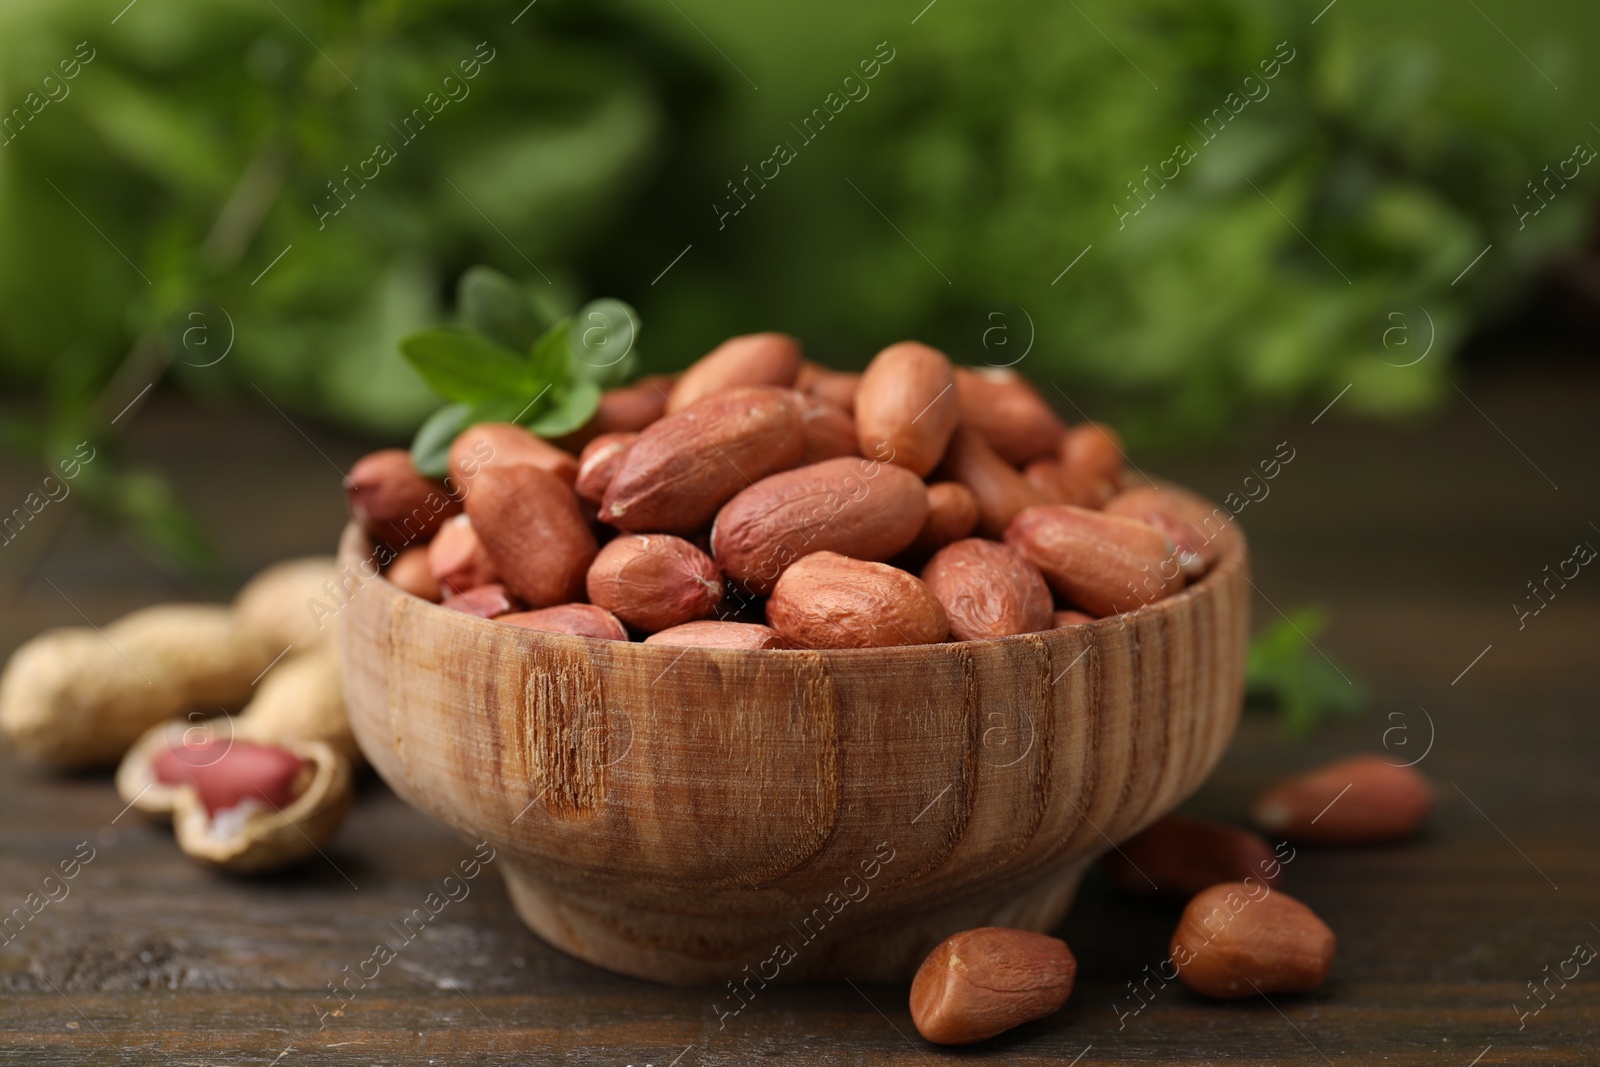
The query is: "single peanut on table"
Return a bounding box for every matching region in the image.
[1103,814,1282,899]
[1252,754,1435,844]
[910,927,1078,1045]
[1170,882,1336,998]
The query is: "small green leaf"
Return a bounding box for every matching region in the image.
[569,298,639,386]
[459,267,548,353]
[410,403,473,477]
[1246,606,1367,736]
[525,380,601,437]
[400,330,534,404]
[527,317,572,387]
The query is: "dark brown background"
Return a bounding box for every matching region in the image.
[2,357,1597,1064]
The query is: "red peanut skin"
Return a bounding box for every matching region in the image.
[1023,458,1114,510]
[921,539,1052,641]
[767,552,949,649]
[909,927,1077,1045]
[797,394,861,464]
[498,604,628,641]
[1105,484,1233,577]
[1052,609,1095,627]
[574,432,637,505]
[908,482,981,557]
[712,456,928,595]
[555,375,675,451]
[428,514,498,595]
[346,449,461,544]
[386,546,442,602]
[152,738,309,816]
[1171,883,1336,999]
[440,584,518,619]
[1060,422,1124,489]
[954,367,1066,467]
[1251,754,1435,844]
[1102,814,1282,899]
[449,422,578,489]
[586,534,723,634]
[601,386,805,534]
[795,361,860,413]
[939,429,1051,538]
[594,374,673,433]
[668,332,802,409]
[643,621,790,649]
[465,463,597,609]
[1004,505,1183,618]
[855,342,960,477]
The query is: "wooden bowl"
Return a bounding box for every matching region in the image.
[338,511,1249,985]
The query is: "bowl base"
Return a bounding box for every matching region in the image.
[500,860,1091,985]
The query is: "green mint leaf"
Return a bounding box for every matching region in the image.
[459,266,548,353]
[400,329,535,404]
[1246,606,1366,736]
[569,298,639,387]
[410,403,473,477]
[527,317,573,387]
[524,380,601,437]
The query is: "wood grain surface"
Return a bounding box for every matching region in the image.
[337,512,1247,984]
[1,365,1597,1064]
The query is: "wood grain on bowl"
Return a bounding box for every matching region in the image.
[338,513,1249,985]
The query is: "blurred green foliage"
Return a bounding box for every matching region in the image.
[1246,605,1367,734]
[0,0,1595,569]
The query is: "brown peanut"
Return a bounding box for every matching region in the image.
[1105,484,1232,578]
[954,367,1066,466]
[643,621,790,649]
[855,342,959,476]
[448,422,578,488]
[574,432,637,505]
[909,927,1077,1045]
[1251,754,1435,844]
[466,463,597,608]
[1171,883,1336,999]
[498,604,628,641]
[795,360,860,412]
[428,513,498,595]
[1060,422,1124,492]
[939,429,1051,538]
[908,482,980,557]
[586,534,723,633]
[1005,505,1183,617]
[668,332,802,409]
[712,457,927,595]
[797,394,860,464]
[601,386,805,534]
[346,449,461,544]
[1052,609,1095,628]
[593,373,673,433]
[767,552,949,649]
[385,546,442,602]
[922,539,1052,641]
[1023,458,1113,510]
[1103,814,1282,899]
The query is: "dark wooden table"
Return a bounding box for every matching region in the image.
[2,364,1597,1065]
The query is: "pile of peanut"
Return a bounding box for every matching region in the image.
[0,559,359,873]
[351,335,1216,645]
[910,754,1436,1045]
